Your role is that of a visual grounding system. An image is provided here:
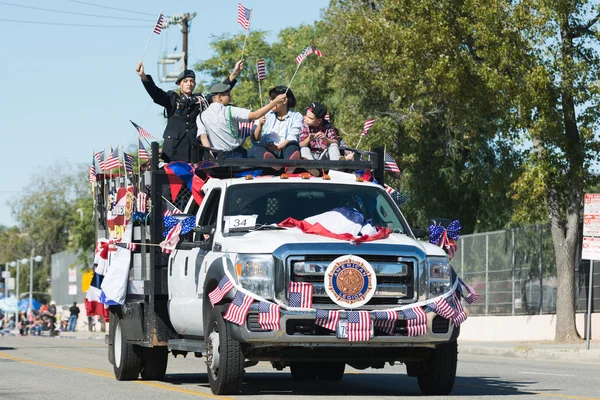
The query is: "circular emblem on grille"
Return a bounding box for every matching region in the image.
[324,255,377,308]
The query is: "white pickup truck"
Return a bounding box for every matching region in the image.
[102,146,464,396]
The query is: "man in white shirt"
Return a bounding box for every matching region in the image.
[197,83,287,158]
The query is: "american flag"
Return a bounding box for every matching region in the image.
[402,306,427,325]
[114,242,137,251]
[153,13,164,35]
[138,139,149,160]
[384,184,408,207]
[159,222,182,254]
[94,151,105,171]
[89,163,96,184]
[384,151,401,175]
[289,281,313,308]
[137,192,148,213]
[360,118,375,137]
[131,120,154,139]
[237,3,251,30]
[436,230,457,260]
[295,45,323,65]
[373,310,398,335]
[406,318,427,336]
[315,309,340,331]
[256,59,266,80]
[103,148,121,170]
[163,198,182,217]
[124,152,134,174]
[224,291,254,325]
[449,292,467,326]
[458,278,480,304]
[347,311,371,341]
[238,121,254,138]
[208,275,234,306]
[258,302,281,330]
[429,296,456,320]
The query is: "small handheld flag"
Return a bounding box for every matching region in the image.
[130,120,154,139]
[138,139,149,160]
[153,13,164,34]
[295,45,323,65]
[360,118,375,137]
[89,163,96,184]
[384,151,401,175]
[257,60,266,80]
[237,3,251,30]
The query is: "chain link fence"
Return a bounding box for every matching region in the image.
[457,224,600,316]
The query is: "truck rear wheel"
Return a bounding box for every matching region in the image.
[205,305,245,395]
[113,315,143,380]
[417,341,457,395]
[141,347,169,380]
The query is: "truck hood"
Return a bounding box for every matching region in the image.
[218,227,447,257]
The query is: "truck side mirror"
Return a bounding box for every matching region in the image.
[412,228,427,239]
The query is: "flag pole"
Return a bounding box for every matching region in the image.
[285,62,302,94]
[257,60,263,107]
[240,9,252,61]
[355,135,364,149]
[137,141,142,195]
[91,152,95,199]
[140,10,162,63]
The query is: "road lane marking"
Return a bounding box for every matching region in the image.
[519,371,574,377]
[0,352,234,400]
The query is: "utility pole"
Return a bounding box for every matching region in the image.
[159,13,196,82]
[181,13,195,70]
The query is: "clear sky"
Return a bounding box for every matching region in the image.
[0,0,329,228]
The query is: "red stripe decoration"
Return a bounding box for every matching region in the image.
[450,292,468,326]
[153,13,164,35]
[289,281,313,308]
[159,222,182,253]
[406,319,427,336]
[257,59,266,81]
[224,291,254,325]
[347,311,371,341]
[360,118,375,137]
[402,305,427,336]
[136,192,147,213]
[315,309,340,331]
[432,296,457,320]
[237,3,251,30]
[208,276,234,306]
[258,302,281,330]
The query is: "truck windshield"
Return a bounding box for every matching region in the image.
[224,182,407,233]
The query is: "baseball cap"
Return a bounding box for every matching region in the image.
[306,102,327,119]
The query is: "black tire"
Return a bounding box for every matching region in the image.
[205,305,245,395]
[108,310,116,365]
[290,362,319,381]
[140,347,169,380]
[112,315,143,381]
[417,341,458,395]
[317,362,345,381]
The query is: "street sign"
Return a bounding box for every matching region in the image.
[68,267,77,283]
[582,237,600,261]
[68,284,77,295]
[583,193,600,259]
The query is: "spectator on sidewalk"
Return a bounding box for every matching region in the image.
[68,302,80,332]
[87,315,95,332]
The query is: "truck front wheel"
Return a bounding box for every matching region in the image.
[112,315,143,380]
[417,341,457,395]
[205,305,245,395]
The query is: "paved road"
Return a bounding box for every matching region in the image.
[0,336,598,400]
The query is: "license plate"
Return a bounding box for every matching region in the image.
[336,319,375,339]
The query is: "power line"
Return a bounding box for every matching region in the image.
[65,0,160,18]
[0,1,154,22]
[0,18,148,28]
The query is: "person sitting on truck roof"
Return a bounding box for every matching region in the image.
[197,83,288,158]
[299,102,341,161]
[248,86,303,165]
[135,60,243,163]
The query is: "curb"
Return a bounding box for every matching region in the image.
[459,345,600,364]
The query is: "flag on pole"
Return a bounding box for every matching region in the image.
[153,13,164,34]
[224,291,254,325]
[159,221,182,254]
[295,45,323,65]
[384,184,408,206]
[237,3,251,30]
[384,151,401,175]
[373,310,398,335]
[114,242,137,251]
[124,153,135,174]
[163,197,182,217]
[208,275,235,306]
[89,163,96,184]
[360,118,375,137]
[258,302,281,330]
[130,120,154,139]
[238,121,254,138]
[289,281,313,308]
[315,309,340,331]
[347,311,371,341]
[458,278,480,304]
[103,148,121,170]
[138,139,149,160]
[449,292,467,326]
[94,151,105,171]
[257,59,266,80]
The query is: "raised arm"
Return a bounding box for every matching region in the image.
[137,62,171,109]
[248,94,286,120]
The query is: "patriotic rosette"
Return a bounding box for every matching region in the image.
[429,220,461,260]
[208,255,479,341]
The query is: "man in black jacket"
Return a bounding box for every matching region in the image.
[135,60,243,162]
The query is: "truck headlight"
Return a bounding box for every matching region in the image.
[425,257,452,299]
[235,254,274,299]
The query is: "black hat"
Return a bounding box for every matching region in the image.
[306,102,327,119]
[208,82,232,94]
[176,69,196,84]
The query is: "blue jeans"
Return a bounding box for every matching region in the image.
[68,315,78,332]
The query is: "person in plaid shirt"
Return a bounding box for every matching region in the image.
[299,102,341,160]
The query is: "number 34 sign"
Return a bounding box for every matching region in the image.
[224,215,258,233]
